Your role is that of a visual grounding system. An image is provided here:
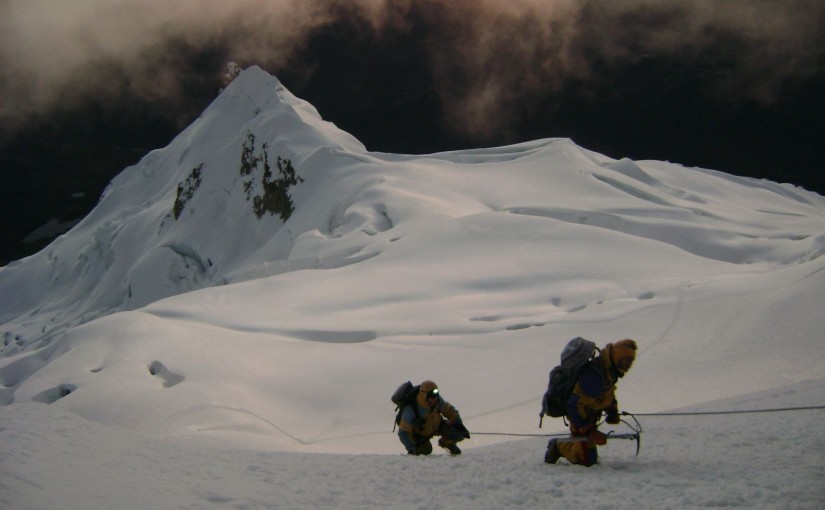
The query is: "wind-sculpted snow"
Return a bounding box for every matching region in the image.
[2,67,824,360]
[1,64,824,470]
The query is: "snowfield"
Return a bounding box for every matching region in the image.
[3,383,824,509]
[1,66,824,509]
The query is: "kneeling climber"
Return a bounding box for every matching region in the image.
[545,339,637,466]
[398,380,470,455]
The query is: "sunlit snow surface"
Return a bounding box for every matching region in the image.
[2,67,824,509]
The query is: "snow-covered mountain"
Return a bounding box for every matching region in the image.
[2,66,824,509]
[0,67,367,353]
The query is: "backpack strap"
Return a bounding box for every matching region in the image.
[393,398,422,432]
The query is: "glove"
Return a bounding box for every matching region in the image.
[453,420,471,439]
[587,430,607,446]
[606,411,620,425]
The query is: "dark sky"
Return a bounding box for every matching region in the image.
[2,0,824,265]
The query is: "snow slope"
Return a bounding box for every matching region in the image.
[3,381,823,510]
[1,66,824,509]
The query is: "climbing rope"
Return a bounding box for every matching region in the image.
[470,404,825,437]
[471,413,644,455]
[465,405,825,456]
[629,404,825,416]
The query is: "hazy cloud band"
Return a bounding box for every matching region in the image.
[2,0,823,141]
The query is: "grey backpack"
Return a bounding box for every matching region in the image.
[540,337,599,426]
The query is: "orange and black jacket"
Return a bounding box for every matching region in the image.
[566,354,621,429]
[397,391,460,449]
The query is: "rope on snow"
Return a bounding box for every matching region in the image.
[630,404,825,417]
[468,404,825,438]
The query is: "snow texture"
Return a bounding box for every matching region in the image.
[1,66,824,509]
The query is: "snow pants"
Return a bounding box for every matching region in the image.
[557,421,599,466]
[409,420,466,455]
[557,436,598,466]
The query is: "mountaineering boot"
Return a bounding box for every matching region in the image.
[417,441,434,456]
[439,437,462,455]
[444,443,462,455]
[544,439,561,464]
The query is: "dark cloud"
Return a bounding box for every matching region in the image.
[0,0,319,132]
[1,0,822,137]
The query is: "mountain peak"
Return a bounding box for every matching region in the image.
[0,67,366,353]
[1,68,824,359]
